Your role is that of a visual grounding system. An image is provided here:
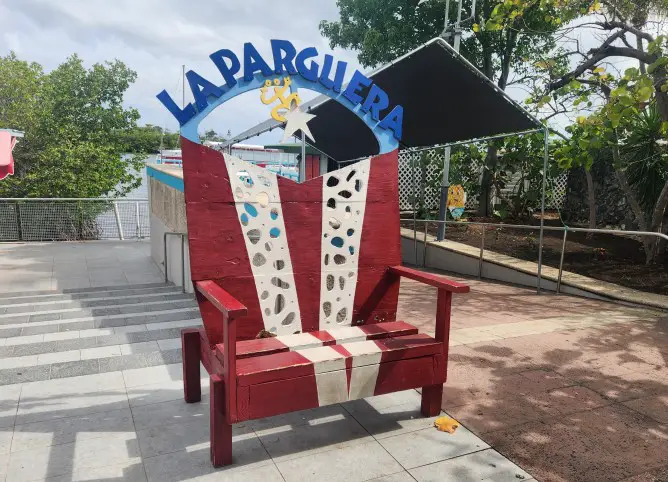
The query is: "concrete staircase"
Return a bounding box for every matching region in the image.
[0,283,201,385]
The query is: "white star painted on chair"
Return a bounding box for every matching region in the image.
[282,106,316,143]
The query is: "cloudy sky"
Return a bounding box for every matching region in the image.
[0,0,365,144]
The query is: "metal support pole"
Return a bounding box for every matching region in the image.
[536,128,549,294]
[181,234,186,293]
[113,202,124,240]
[299,131,306,182]
[436,147,450,240]
[423,221,429,268]
[135,201,141,239]
[478,225,485,279]
[557,229,567,294]
[163,232,169,284]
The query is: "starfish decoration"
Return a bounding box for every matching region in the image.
[282,106,316,143]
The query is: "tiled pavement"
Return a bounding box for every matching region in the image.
[1,241,666,481]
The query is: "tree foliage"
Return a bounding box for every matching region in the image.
[115,125,180,154]
[0,52,144,198]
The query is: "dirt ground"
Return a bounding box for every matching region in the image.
[401,215,668,295]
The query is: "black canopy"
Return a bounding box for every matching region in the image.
[224,38,541,161]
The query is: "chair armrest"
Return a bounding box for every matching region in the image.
[389,266,470,293]
[195,280,248,319]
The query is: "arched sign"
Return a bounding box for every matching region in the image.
[157,39,404,156]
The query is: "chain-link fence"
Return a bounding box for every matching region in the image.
[0,199,150,242]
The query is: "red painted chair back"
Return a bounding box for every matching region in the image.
[181,138,401,343]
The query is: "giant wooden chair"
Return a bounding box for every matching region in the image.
[179,138,470,466]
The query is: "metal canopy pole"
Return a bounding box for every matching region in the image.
[536,127,549,294]
[299,131,306,182]
[436,0,463,241]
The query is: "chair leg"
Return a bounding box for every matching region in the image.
[420,384,443,417]
[210,374,233,467]
[182,329,201,403]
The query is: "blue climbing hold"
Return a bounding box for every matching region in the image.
[270,227,281,238]
[240,213,249,225]
[349,246,355,255]
[347,228,354,237]
[270,209,279,220]
[244,203,258,217]
[331,237,344,248]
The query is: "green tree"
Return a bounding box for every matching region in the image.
[115,125,180,154]
[0,52,143,198]
[200,129,227,143]
[320,0,563,215]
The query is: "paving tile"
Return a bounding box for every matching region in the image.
[43,331,79,342]
[343,399,441,439]
[126,378,207,407]
[11,408,135,453]
[11,341,58,357]
[5,431,141,481]
[378,425,489,469]
[49,359,99,379]
[44,460,148,482]
[122,363,183,388]
[366,472,416,482]
[120,341,160,355]
[137,418,252,458]
[409,448,532,481]
[37,350,81,365]
[131,397,210,431]
[99,353,149,373]
[0,384,21,428]
[0,452,7,481]
[80,344,122,360]
[257,408,372,463]
[0,427,12,455]
[157,338,182,351]
[0,355,38,370]
[142,432,273,482]
[276,440,403,482]
[0,365,51,386]
[4,335,44,346]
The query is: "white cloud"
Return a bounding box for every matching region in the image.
[0,0,361,144]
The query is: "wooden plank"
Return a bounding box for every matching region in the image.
[247,374,319,420]
[389,266,470,293]
[196,280,247,318]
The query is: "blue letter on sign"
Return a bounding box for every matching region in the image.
[343,70,372,105]
[156,90,196,126]
[360,84,390,121]
[271,39,298,75]
[296,47,319,82]
[210,49,240,89]
[379,105,404,141]
[186,70,224,111]
[243,42,273,81]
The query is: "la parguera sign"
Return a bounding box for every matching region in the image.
[157,39,404,154]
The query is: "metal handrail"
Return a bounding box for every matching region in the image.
[164,232,187,293]
[407,219,668,294]
[0,198,148,201]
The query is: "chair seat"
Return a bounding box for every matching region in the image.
[234,333,441,387]
[215,321,419,360]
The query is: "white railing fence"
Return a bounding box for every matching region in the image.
[0,199,149,242]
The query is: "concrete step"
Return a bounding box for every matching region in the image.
[0,285,182,306]
[0,282,170,300]
[0,291,191,315]
[0,283,202,385]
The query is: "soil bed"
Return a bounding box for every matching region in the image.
[401,215,668,295]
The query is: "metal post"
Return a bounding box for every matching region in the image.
[163,232,169,284]
[423,221,429,268]
[135,201,141,239]
[436,0,462,241]
[181,234,186,293]
[556,229,567,294]
[536,128,549,294]
[113,202,124,240]
[299,132,306,182]
[478,225,485,279]
[436,147,450,240]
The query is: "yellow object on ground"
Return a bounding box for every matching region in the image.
[434,416,460,433]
